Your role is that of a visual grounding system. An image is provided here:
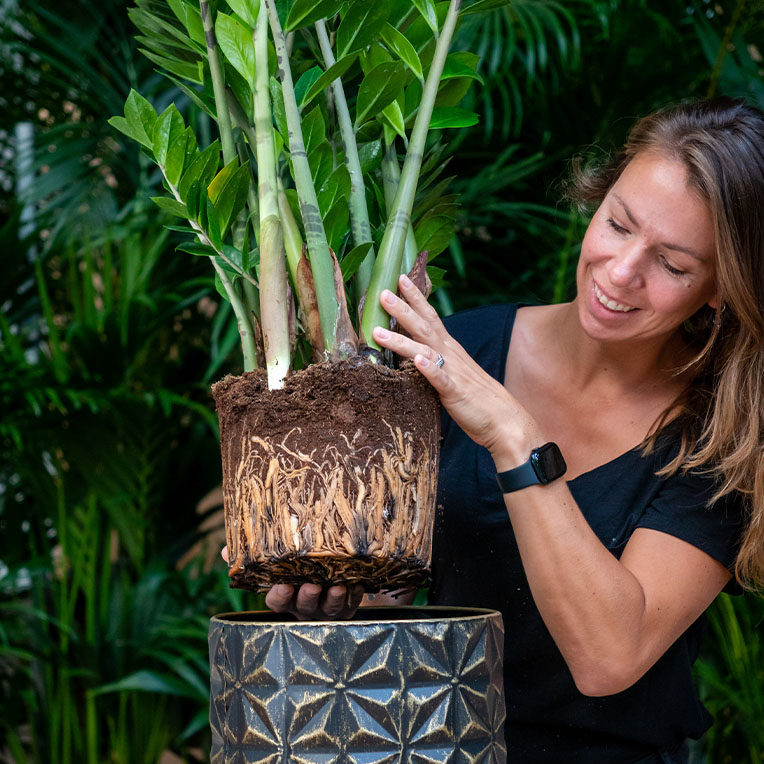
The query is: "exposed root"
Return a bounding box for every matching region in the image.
[222,420,439,591]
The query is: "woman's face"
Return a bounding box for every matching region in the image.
[576,151,718,347]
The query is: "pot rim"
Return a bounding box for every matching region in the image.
[210,605,502,626]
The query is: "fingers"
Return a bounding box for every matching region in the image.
[221,545,229,563]
[265,583,366,620]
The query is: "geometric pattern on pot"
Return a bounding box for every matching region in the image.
[209,607,506,763]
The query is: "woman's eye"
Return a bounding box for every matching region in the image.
[606,217,629,235]
[660,257,686,277]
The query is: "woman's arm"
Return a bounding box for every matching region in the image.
[372,275,731,696]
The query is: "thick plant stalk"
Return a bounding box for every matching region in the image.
[315,19,375,302]
[200,0,236,165]
[212,259,259,371]
[361,0,461,349]
[381,139,419,273]
[254,0,289,389]
[277,178,303,285]
[264,0,339,356]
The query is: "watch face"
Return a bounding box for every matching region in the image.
[531,443,567,484]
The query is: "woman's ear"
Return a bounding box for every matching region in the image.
[707,294,719,310]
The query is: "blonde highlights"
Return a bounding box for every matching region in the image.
[567,97,764,590]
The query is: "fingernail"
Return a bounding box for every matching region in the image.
[381,289,396,305]
[417,354,429,368]
[374,327,390,339]
[274,584,292,597]
[400,274,412,287]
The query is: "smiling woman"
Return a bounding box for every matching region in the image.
[266,96,764,764]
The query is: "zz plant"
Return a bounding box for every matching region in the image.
[110,0,503,389]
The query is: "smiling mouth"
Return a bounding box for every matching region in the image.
[594,283,637,313]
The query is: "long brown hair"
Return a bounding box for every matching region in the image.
[566,97,764,590]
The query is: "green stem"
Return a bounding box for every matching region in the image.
[278,177,304,286]
[315,18,375,302]
[200,0,237,164]
[381,138,418,272]
[211,258,258,371]
[255,0,290,387]
[361,0,462,349]
[265,0,338,355]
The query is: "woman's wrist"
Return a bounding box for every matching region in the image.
[486,417,546,473]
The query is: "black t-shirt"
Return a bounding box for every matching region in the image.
[428,304,744,764]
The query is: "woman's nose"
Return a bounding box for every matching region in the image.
[608,245,644,288]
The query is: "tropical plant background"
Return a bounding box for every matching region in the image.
[1,0,763,761]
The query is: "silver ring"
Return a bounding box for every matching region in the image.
[435,353,445,368]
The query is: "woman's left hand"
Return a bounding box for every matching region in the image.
[372,274,540,458]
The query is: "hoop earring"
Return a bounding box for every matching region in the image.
[714,304,726,328]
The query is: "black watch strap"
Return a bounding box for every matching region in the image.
[495,442,567,493]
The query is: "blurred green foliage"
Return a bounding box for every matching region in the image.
[1,0,763,761]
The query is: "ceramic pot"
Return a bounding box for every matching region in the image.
[209,606,506,763]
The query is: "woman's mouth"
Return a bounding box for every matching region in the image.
[594,283,637,313]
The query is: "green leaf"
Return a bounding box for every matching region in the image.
[286,0,343,31]
[214,271,231,302]
[426,264,447,288]
[301,106,326,156]
[414,214,454,257]
[442,52,483,84]
[336,2,390,59]
[355,61,405,126]
[429,107,479,129]
[380,100,406,141]
[208,159,251,235]
[301,54,358,108]
[179,140,221,201]
[161,73,216,118]
[165,125,195,187]
[269,76,289,140]
[108,116,149,150]
[215,12,256,87]
[461,0,511,13]
[151,197,189,218]
[222,0,260,28]
[380,23,423,81]
[125,89,158,147]
[308,143,334,193]
[167,0,206,46]
[177,240,217,257]
[317,164,351,217]
[206,196,223,250]
[93,670,199,699]
[323,197,350,254]
[411,0,438,35]
[152,105,186,173]
[222,244,245,271]
[340,241,373,281]
[294,66,324,109]
[358,139,383,174]
[138,47,203,83]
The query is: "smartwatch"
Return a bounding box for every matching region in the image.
[495,442,567,493]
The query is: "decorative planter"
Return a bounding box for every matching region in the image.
[212,360,440,592]
[209,606,506,763]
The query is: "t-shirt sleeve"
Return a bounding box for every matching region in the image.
[636,467,745,590]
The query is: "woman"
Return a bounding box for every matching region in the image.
[263,97,764,762]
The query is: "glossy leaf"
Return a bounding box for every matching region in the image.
[294,66,323,108]
[165,125,195,187]
[138,47,202,83]
[358,140,383,174]
[207,160,251,235]
[301,54,358,108]
[461,0,511,13]
[380,100,406,141]
[323,197,350,254]
[152,104,185,171]
[429,107,479,128]
[167,0,206,46]
[355,61,405,125]
[269,76,289,140]
[308,143,334,193]
[441,52,484,85]
[177,240,216,256]
[317,164,351,217]
[178,141,221,201]
[215,12,256,87]
[125,89,158,147]
[380,23,423,81]
[222,0,260,28]
[340,241,374,281]
[301,106,326,156]
[414,214,454,257]
[411,0,438,35]
[206,196,223,250]
[151,197,189,218]
[285,0,343,31]
[336,2,390,59]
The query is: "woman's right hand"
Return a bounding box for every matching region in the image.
[265,582,365,620]
[222,546,364,620]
